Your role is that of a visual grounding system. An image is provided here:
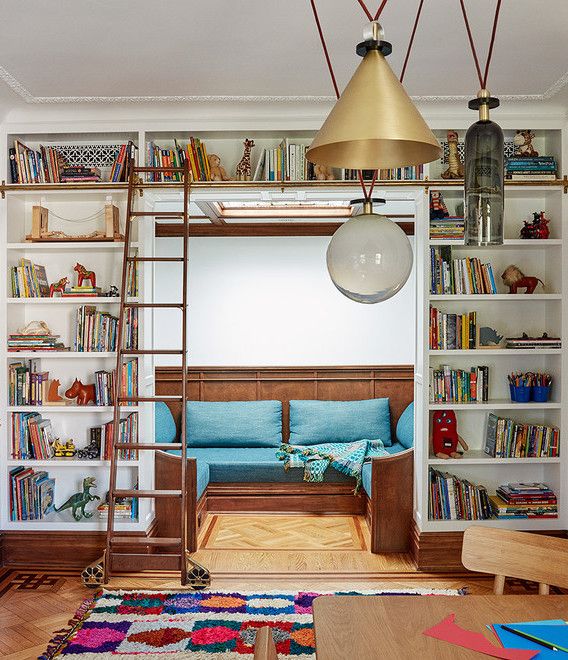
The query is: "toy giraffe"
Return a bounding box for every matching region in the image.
[441,130,464,179]
[235,139,255,181]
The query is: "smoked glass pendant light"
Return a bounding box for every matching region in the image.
[464,89,504,245]
[326,198,413,304]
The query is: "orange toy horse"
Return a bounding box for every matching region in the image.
[65,379,96,405]
[49,276,69,297]
[74,263,96,288]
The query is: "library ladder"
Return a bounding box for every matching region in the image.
[81,161,210,589]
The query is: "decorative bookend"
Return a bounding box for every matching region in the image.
[31,205,49,240]
[104,202,122,240]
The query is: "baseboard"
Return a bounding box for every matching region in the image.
[0,518,159,569]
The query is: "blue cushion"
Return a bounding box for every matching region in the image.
[289,399,392,446]
[396,402,414,449]
[186,400,282,448]
[361,442,409,497]
[155,402,177,444]
[196,460,210,499]
[167,447,355,484]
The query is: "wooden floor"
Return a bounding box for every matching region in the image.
[0,514,500,659]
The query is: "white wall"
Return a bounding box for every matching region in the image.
[153,235,415,366]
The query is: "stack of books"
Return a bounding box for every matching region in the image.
[506,156,557,181]
[10,141,62,183]
[429,364,489,403]
[490,483,558,519]
[10,412,55,460]
[109,142,137,182]
[429,307,477,350]
[60,166,101,183]
[9,466,55,521]
[61,286,102,298]
[8,331,67,352]
[428,468,492,520]
[505,334,561,350]
[97,487,138,519]
[430,247,498,295]
[10,259,49,297]
[95,411,139,460]
[429,217,465,240]
[9,360,49,405]
[484,413,559,458]
[94,359,138,406]
[146,138,210,182]
[256,140,308,181]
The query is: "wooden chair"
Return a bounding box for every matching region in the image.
[462,526,568,594]
[253,627,278,660]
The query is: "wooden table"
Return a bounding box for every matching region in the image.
[313,595,568,659]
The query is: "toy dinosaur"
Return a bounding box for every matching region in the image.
[55,476,100,520]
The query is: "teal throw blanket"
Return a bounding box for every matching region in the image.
[276,439,388,492]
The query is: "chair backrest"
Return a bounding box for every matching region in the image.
[462,526,568,594]
[253,627,278,660]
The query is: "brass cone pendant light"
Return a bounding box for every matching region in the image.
[306,21,441,170]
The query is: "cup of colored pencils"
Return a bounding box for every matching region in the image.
[532,372,553,402]
[508,372,532,403]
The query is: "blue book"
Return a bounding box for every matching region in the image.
[492,620,568,657]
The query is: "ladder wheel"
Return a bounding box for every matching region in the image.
[82,556,105,588]
[186,555,211,590]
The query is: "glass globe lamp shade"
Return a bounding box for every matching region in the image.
[326,202,413,304]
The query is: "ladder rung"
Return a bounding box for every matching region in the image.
[126,257,184,262]
[114,489,182,498]
[124,303,183,309]
[111,536,181,547]
[130,211,184,217]
[116,443,182,450]
[118,395,183,402]
[110,552,182,572]
[121,349,184,355]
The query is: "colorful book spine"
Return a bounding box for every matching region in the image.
[428,468,491,520]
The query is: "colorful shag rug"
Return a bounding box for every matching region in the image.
[42,587,464,659]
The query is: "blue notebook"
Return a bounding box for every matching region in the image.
[491,620,568,658]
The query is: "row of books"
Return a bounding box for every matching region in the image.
[484,413,559,458]
[9,360,49,406]
[109,142,136,183]
[146,139,210,182]
[10,259,49,297]
[505,156,557,181]
[429,216,465,240]
[74,306,137,351]
[94,359,138,406]
[429,365,489,403]
[428,468,492,520]
[490,483,558,519]
[8,331,67,352]
[343,165,425,181]
[96,411,139,460]
[10,412,55,460]
[9,466,55,521]
[10,141,63,184]
[430,247,498,295]
[255,142,308,182]
[429,307,477,350]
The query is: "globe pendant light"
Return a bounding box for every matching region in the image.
[464,89,504,245]
[306,22,441,170]
[327,198,413,304]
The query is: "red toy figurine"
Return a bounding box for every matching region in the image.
[432,410,469,459]
[49,276,69,297]
[74,263,96,288]
[65,378,96,405]
[520,211,550,240]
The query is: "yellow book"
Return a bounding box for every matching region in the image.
[186,144,198,181]
[201,142,211,181]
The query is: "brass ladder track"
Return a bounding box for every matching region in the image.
[82,161,209,589]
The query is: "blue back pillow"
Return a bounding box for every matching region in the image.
[289,399,392,446]
[155,401,177,444]
[186,400,282,448]
[396,402,414,449]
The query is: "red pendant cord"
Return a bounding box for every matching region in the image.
[459,0,502,89]
[310,0,424,200]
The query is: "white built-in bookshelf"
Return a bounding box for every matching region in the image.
[0,119,566,538]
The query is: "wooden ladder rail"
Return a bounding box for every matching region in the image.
[86,160,210,589]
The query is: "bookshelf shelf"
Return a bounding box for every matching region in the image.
[6,406,140,413]
[427,451,561,465]
[428,349,563,356]
[7,459,140,467]
[7,297,135,305]
[4,519,142,532]
[425,518,565,533]
[429,294,562,301]
[428,239,563,249]
[5,351,117,359]
[7,242,135,252]
[428,400,562,410]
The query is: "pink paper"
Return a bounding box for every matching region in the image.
[423,614,539,659]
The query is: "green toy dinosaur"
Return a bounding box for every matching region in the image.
[55,476,100,521]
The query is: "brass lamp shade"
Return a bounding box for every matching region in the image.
[307,48,441,170]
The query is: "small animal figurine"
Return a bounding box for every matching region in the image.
[49,276,69,297]
[55,476,100,521]
[513,130,538,157]
[313,164,335,181]
[207,153,230,181]
[501,265,545,294]
[430,191,450,220]
[46,379,67,405]
[432,410,469,459]
[74,263,96,288]
[77,438,101,460]
[477,326,504,348]
[235,139,255,181]
[65,378,96,405]
[441,130,464,179]
[53,439,76,458]
[519,211,550,240]
[106,285,119,297]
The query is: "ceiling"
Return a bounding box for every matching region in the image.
[1,0,567,108]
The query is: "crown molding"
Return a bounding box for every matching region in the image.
[0,64,566,105]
